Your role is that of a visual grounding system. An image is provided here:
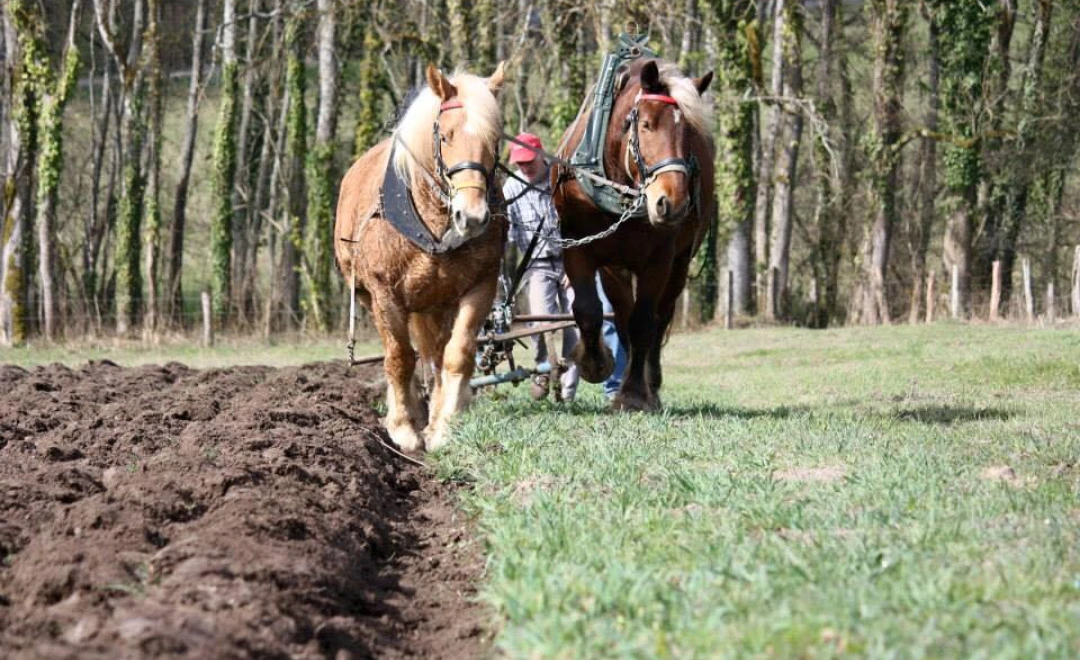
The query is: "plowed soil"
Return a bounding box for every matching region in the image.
[0,360,489,659]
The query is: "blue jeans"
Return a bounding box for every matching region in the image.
[596,274,627,399]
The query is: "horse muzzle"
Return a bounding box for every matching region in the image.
[648,192,690,225]
[450,200,491,239]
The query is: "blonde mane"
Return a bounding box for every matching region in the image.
[391,71,502,184]
[656,62,712,134]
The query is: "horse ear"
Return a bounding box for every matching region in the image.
[694,71,714,95]
[487,61,507,95]
[426,64,457,100]
[640,60,662,93]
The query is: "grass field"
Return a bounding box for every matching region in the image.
[436,323,1080,658]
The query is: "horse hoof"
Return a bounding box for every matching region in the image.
[611,392,657,413]
[424,426,450,452]
[387,424,424,453]
[572,342,614,384]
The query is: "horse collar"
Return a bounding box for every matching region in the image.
[381,143,473,254]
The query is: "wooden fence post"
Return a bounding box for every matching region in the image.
[989,260,1001,321]
[950,264,960,320]
[681,287,690,329]
[1022,258,1035,323]
[202,291,214,347]
[925,271,935,323]
[1046,282,1056,323]
[1071,245,1080,318]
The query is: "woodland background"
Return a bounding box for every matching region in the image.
[2,0,1079,345]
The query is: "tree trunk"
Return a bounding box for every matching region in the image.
[353,18,382,158]
[857,0,908,325]
[972,0,1018,296]
[908,7,940,324]
[767,0,803,321]
[84,12,117,331]
[210,0,239,324]
[142,0,163,335]
[446,0,470,65]
[276,6,307,332]
[233,0,262,326]
[711,0,756,319]
[475,0,496,71]
[303,0,339,332]
[35,0,82,341]
[754,0,786,316]
[809,0,836,328]
[94,0,149,335]
[248,0,286,327]
[997,0,1054,306]
[167,0,208,328]
[932,0,993,318]
[1,1,38,346]
[677,0,699,72]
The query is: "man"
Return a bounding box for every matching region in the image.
[503,133,579,402]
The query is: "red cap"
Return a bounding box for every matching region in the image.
[509,132,543,164]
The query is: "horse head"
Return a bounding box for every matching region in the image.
[426,63,506,240]
[624,60,712,227]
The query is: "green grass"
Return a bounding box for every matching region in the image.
[436,324,1080,658]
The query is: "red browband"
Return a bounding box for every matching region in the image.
[440,100,464,111]
[638,94,679,106]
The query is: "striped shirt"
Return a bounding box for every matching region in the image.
[503,169,563,262]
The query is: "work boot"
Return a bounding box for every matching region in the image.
[530,374,550,401]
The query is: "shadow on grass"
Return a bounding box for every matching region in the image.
[891,405,1015,424]
[663,401,811,420]
[500,398,811,421]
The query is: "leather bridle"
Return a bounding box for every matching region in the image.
[625,92,697,189]
[432,100,498,201]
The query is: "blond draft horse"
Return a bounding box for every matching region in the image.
[334,64,507,452]
[553,59,715,412]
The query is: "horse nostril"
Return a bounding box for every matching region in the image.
[452,209,464,229]
[656,195,669,217]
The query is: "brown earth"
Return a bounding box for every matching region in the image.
[0,360,490,659]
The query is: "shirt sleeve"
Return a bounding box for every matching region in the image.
[503,178,524,249]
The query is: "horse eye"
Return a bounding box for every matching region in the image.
[440,133,450,144]
[641,120,652,132]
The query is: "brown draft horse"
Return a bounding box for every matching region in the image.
[334,63,506,452]
[553,59,715,412]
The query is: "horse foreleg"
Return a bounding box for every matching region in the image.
[613,259,671,413]
[426,281,496,451]
[410,312,449,428]
[374,301,424,452]
[566,252,612,384]
[646,253,691,407]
